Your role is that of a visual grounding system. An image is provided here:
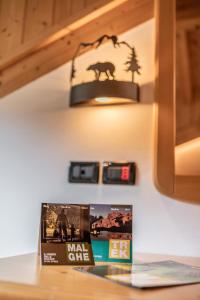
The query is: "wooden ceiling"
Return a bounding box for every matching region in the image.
[0,0,153,98]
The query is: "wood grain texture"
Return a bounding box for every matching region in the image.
[177,0,200,22]
[175,175,200,203]
[154,0,175,196]
[70,0,85,15]
[23,0,55,43]
[154,0,200,203]
[0,0,26,63]
[53,0,72,25]
[0,0,121,70]
[0,0,153,97]
[176,30,192,142]
[176,124,200,145]
[176,0,200,145]
[0,253,199,300]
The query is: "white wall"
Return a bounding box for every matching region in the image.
[0,20,200,258]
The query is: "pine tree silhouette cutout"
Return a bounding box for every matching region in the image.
[125,47,141,82]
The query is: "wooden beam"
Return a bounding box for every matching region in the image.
[0,0,128,70]
[0,0,153,98]
[154,0,175,196]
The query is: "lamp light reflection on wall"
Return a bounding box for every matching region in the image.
[69,34,141,107]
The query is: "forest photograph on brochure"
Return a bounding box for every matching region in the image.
[90,204,133,263]
[40,203,94,265]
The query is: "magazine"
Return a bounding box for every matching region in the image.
[90,204,132,263]
[40,203,94,265]
[75,260,200,288]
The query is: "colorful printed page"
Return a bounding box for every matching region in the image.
[90,204,132,263]
[75,261,200,288]
[40,203,94,265]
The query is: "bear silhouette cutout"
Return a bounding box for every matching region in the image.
[87,62,115,80]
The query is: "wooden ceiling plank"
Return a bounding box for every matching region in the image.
[0,0,127,70]
[85,0,96,6]
[53,0,72,25]
[23,0,55,43]
[0,0,26,64]
[0,0,153,97]
[70,0,85,15]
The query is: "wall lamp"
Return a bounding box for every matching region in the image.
[69,34,141,107]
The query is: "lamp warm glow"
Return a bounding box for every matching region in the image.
[95,97,109,103]
[91,97,136,106]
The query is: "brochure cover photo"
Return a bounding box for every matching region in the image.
[90,204,132,263]
[41,203,94,265]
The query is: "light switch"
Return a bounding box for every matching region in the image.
[69,162,99,184]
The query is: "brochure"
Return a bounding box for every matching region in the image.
[75,260,200,288]
[40,203,94,265]
[90,204,132,263]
